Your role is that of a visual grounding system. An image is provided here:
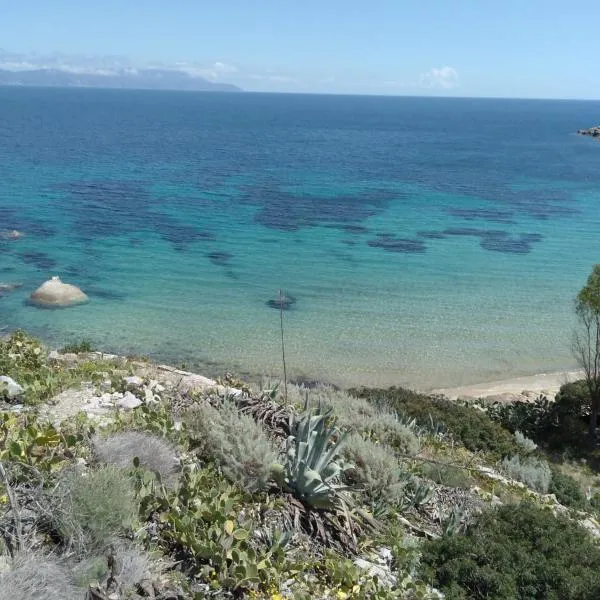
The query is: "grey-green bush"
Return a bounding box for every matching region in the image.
[0,554,80,600]
[514,430,537,454]
[364,411,421,456]
[93,430,179,486]
[342,432,408,505]
[287,384,422,456]
[501,455,552,493]
[185,400,279,493]
[286,384,378,432]
[52,465,138,552]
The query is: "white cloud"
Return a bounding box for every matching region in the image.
[419,66,459,89]
[213,61,237,74]
[248,73,296,83]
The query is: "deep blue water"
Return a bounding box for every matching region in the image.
[1,88,600,388]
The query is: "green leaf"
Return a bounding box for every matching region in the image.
[232,528,249,541]
[9,441,23,457]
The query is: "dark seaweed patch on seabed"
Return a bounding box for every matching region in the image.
[441,227,544,254]
[157,216,215,251]
[17,251,56,270]
[247,186,400,231]
[448,208,516,224]
[53,180,215,251]
[417,230,448,239]
[207,251,232,266]
[367,235,426,253]
[324,224,369,234]
[0,206,56,239]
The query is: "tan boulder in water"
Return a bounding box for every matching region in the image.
[30,276,88,307]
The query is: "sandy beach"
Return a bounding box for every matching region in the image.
[431,368,585,401]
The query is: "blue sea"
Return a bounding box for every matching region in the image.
[1,88,600,389]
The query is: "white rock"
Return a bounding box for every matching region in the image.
[99,393,114,407]
[0,375,25,399]
[48,350,61,361]
[378,547,393,564]
[30,276,88,308]
[117,391,142,410]
[354,558,397,588]
[178,373,218,394]
[124,375,143,387]
[144,387,158,404]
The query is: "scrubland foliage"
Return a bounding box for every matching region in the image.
[185,399,279,493]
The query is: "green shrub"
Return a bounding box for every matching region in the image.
[548,467,587,509]
[420,502,600,600]
[60,339,94,354]
[93,430,179,486]
[0,554,81,600]
[419,462,475,490]
[342,433,407,505]
[185,400,279,493]
[487,382,590,453]
[351,387,518,458]
[142,466,286,594]
[501,455,552,493]
[0,330,46,373]
[52,465,138,552]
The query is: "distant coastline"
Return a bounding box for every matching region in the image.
[0,67,242,92]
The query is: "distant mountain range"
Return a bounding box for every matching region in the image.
[0,67,242,92]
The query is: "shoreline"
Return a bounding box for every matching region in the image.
[2,326,585,400]
[430,368,584,401]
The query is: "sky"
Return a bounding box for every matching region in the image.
[0,0,599,98]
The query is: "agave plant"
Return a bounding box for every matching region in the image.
[271,402,350,509]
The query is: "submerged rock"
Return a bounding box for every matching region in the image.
[0,282,22,296]
[30,276,88,308]
[0,230,23,240]
[266,292,297,310]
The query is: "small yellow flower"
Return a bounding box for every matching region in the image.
[0,495,8,504]
[271,594,284,600]
[336,592,349,600]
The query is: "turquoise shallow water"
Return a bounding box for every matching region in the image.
[1,89,600,388]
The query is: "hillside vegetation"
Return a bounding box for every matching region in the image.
[1,330,600,599]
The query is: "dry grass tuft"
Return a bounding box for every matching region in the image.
[0,553,80,600]
[93,430,179,486]
[50,465,138,553]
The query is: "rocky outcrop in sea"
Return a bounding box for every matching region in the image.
[578,126,600,138]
